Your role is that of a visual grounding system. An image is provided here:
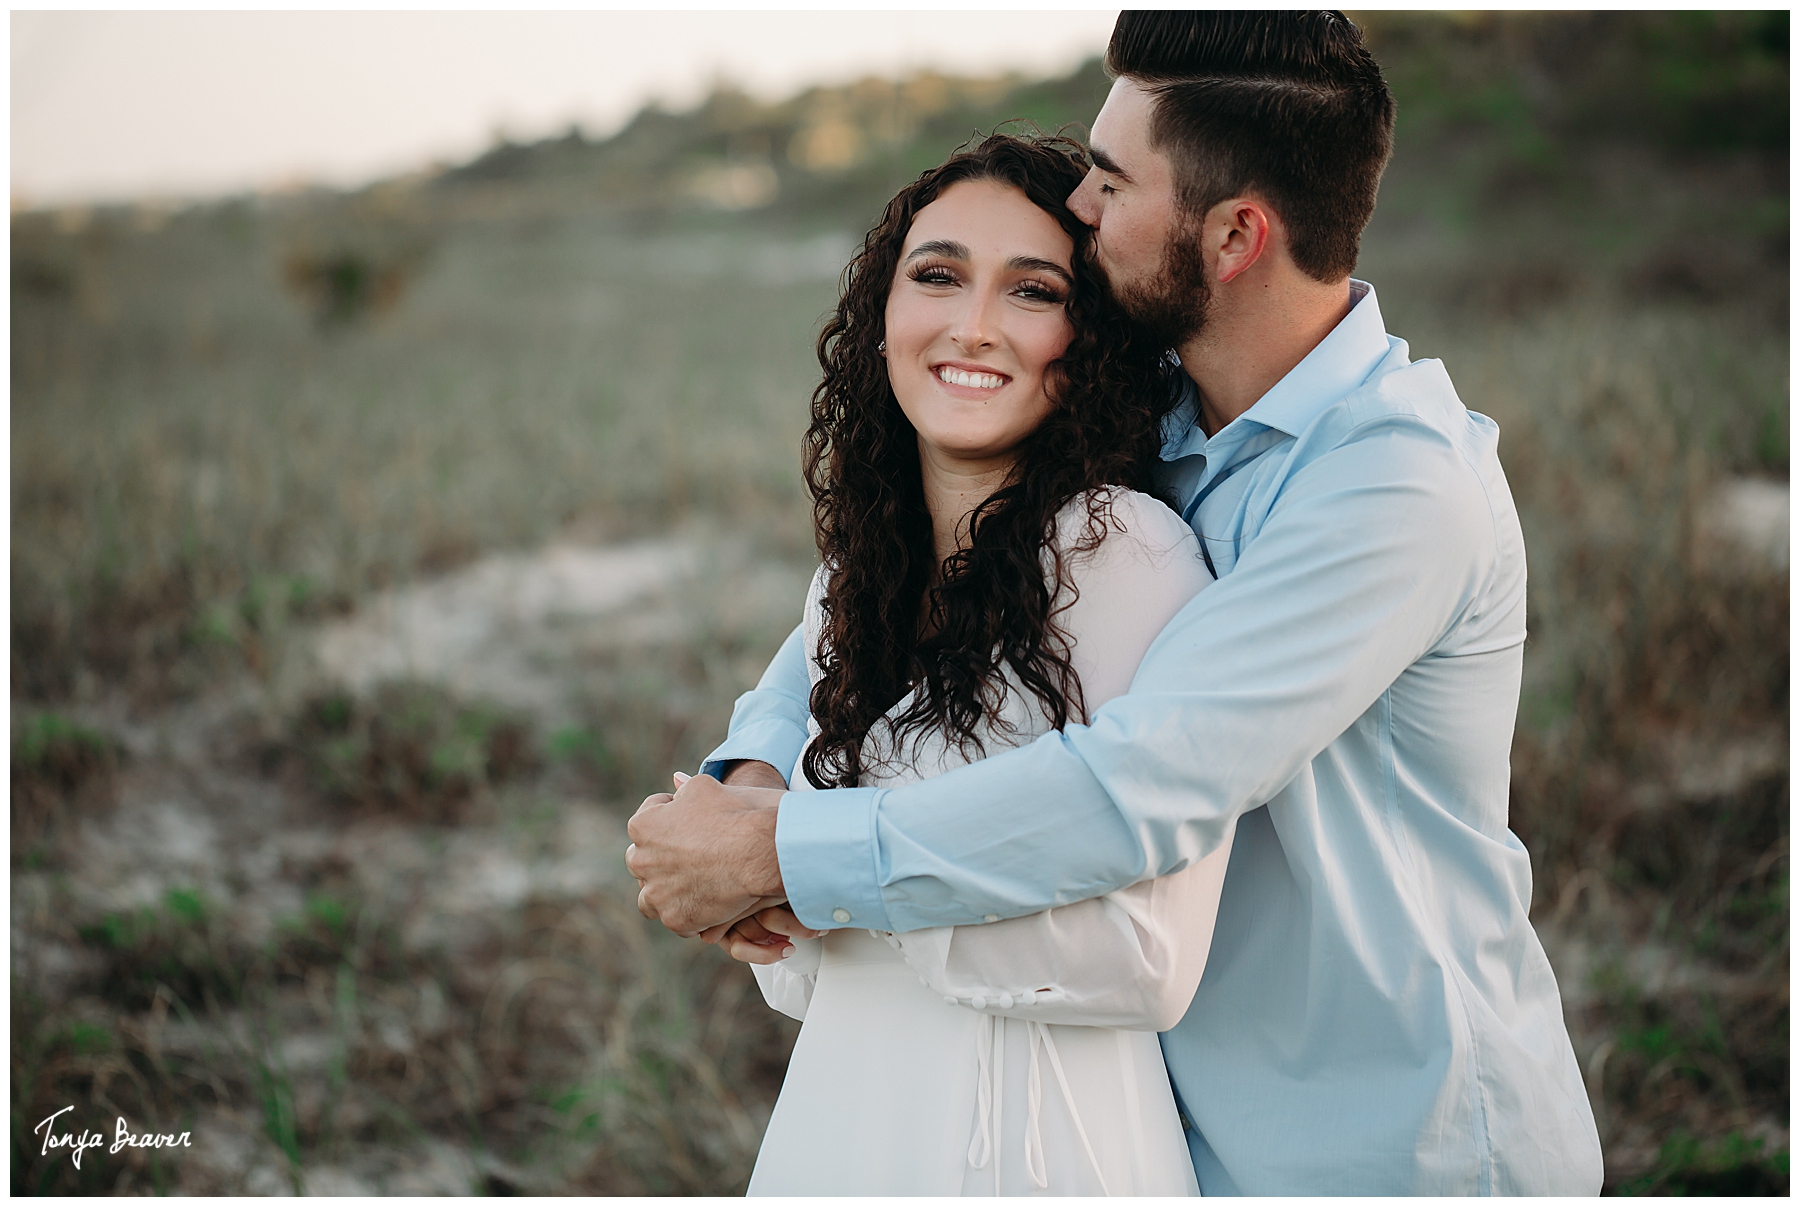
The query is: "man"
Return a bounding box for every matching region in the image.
[627,11,1603,1195]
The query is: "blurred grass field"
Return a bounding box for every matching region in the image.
[12,12,1788,1195]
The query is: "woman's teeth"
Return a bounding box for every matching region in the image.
[935,366,1007,389]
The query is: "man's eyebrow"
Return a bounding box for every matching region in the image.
[1007,255,1074,286]
[905,238,969,261]
[1088,143,1133,183]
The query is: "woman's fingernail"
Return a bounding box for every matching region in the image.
[779,945,793,959]
[673,771,692,786]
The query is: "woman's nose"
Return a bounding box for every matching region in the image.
[950,290,998,352]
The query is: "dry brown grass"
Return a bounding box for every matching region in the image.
[13,838,799,1194]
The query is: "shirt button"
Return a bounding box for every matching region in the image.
[984,914,999,923]
[831,908,851,923]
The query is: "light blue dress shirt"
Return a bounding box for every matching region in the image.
[703,282,1603,1195]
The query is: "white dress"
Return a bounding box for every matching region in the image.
[748,489,1230,1197]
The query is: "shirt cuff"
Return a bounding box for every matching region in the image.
[776,786,893,932]
[698,716,810,785]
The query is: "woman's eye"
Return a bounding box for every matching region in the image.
[1098,182,1117,196]
[908,265,958,286]
[1015,280,1067,304]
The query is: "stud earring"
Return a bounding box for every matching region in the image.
[877,340,886,352]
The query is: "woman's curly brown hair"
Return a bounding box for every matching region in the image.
[801,131,1184,790]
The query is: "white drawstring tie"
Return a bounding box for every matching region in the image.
[967,1012,1001,1178]
[1025,1017,1047,1188]
[967,1013,1111,1195]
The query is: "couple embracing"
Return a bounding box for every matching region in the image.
[629,11,1604,1196]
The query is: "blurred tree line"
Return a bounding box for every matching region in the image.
[424,11,1786,232]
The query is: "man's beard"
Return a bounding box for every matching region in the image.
[1113,217,1212,349]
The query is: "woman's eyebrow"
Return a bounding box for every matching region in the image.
[903,241,1072,286]
[1007,255,1074,286]
[905,238,969,262]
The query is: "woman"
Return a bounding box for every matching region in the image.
[724,133,1231,1195]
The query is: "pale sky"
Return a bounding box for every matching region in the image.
[12,10,1121,208]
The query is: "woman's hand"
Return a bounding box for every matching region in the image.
[721,905,826,965]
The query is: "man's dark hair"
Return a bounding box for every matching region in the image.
[1106,11,1395,281]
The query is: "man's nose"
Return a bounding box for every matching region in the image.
[1067,169,1103,228]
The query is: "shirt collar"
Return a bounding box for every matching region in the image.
[1160,279,1390,459]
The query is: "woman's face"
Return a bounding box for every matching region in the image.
[883,178,1077,472]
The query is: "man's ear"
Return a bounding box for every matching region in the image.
[1207,197,1274,285]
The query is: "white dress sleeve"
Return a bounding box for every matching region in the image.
[893,489,1227,1031]
[749,565,831,1022]
[751,937,823,1022]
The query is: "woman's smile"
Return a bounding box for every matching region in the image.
[932,360,1011,394]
